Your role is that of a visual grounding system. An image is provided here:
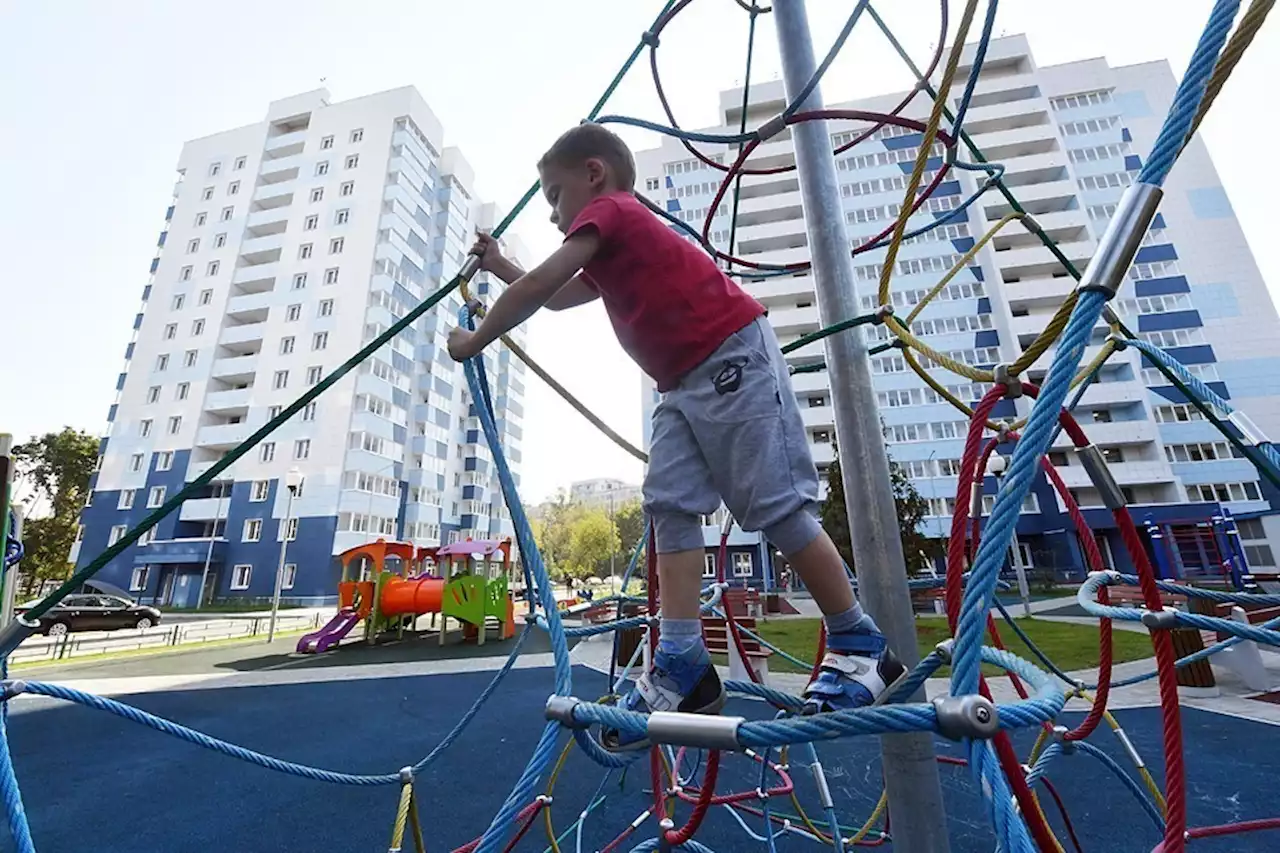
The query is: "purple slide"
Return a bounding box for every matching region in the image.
[296,608,361,654]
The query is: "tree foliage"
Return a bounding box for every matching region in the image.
[820,442,942,578]
[568,510,620,582]
[11,428,99,595]
[612,499,646,563]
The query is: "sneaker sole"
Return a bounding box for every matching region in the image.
[597,691,728,753]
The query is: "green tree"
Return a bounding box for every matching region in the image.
[820,442,942,578]
[567,510,620,583]
[612,498,646,566]
[534,490,584,580]
[12,428,99,595]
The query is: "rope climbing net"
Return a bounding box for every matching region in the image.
[2,1,1279,851]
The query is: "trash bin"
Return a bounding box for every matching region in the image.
[613,602,648,668]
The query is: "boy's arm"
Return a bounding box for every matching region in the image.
[454,232,600,356]
[489,256,597,311]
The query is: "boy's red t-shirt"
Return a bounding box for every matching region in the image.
[565,191,765,392]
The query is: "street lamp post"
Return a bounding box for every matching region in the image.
[197,485,226,612]
[984,454,1032,616]
[267,468,303,643]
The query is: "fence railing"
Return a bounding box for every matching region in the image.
[10,612,326,666]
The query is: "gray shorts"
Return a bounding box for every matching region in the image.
[643,317,823,556]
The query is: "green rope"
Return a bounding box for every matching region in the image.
[20,0,681,628]
[780,312,882,354]
[726,2,762,268]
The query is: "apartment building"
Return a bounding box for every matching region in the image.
[72,87,529,606]
[569,478,643,513]
[635,35,1280,585]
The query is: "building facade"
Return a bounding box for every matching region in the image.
[72,87,529,606]
[568,478,643,513]
[635,35,1280,586]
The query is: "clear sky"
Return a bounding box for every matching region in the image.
[2,1,1276,505]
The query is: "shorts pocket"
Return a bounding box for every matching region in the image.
[694,354,781,425]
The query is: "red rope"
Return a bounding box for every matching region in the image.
[449,800,543,853]
[1115,507,1186,853]
[673,747,795,805]
[664,749,721,846]
[501,801,546,853]
[1184,817,1280,839]
[1039,777,1085,853]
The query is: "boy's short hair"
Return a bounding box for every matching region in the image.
[538,123,637,191]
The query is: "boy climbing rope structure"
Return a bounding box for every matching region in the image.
[447,122,905,750]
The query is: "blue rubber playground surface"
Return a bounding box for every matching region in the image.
[4,662,1279,852]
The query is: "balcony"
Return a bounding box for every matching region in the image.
[195,422,255,450]
[976,124,1061,161]
[209,354,258,383]
[259,154,302,182]
[264,129,307,153]
[239,232,284,258]
[1051,460,1176,489]
[742,274,813,307]
[1051,418,1157,449]
[982,180,1078,218]
[178,498,229,523]
[184,459,233,482]
[245,208,289,232]
[1077,381,1147,408]
[790,370,832,395]
[994,240,1095,279]
[225,291,273,320]
[801,405,835,429]
[736,190,803,221]
[231,262,279,292]
[811,442,835,466]
[134,537,227,566]
[769,304,820,336]
[204,387,253,414]
[218,322,267,347]
[1003,275,1076,305]
[251,179,296,209]
[959,99,1051,137]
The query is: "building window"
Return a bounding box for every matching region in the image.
[176,382,189,400]
[184,350,198,368]
[230,564,253,589]
[298,243,313,260]
[286,303,302,321]
[282,563,297,589]
[273,370,289,390]
[645,177,660,192]
[172,294,185,310]
[118,489,136,510]
[130,566,150,591]
[199,289,213,306]
[344,154,359,169]
[733,552,753,578]
[139,419,152,437]
[250,480,270,502]
[156,354,169,371]
[147,486,166,508]
[280,336,295,355]
[329,237,344,254]
[191,319,204,336]
[228,180,240,196]
[320,135,334,150]
[294,439,311,460]
[268,405,282,420]
[209,162,221,177]
[234,156,246,170]
[334,209,349,225]
[310,187,324,203]
[221,206,234,222]
[164,323,177,340]
[167,415,182,435]
[213,232,227,248]
[180,266,193,282]
[318,299,334,317]
[306,366,322,385]
[194,212,207,227]
[129,453,144,472]
[340,181,354,197]
[242,519,262,542]
[202,187,214,201]
[108,525,128,546]
[208,260,222,278]
[156,451,173,471]
[290,273,308,292]
[304,215,318,231]
[302,401,317,421]
[316,161,330,176]
[146,385,161,404]
[312,332,328,350]
[812,430,832,443]
[260,442,276,462]
[703,553,716,578]
[323,267,339,285]
[350,129,364,143]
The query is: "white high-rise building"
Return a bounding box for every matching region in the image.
[73,87,529,606]
[635,35,1280,585]
[569,478,643,513]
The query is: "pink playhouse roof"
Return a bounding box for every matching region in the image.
[435,539,507,558]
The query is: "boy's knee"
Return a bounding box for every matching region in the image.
[651,512,706,554]
[764,508,823,557]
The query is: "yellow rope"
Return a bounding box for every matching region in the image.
[542,740,578,853]
[875,0,980,312]
[1182,0,1275,146]
[408,786,427,853]
[387,779,415,853]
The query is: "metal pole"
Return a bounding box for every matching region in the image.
[197,490,223,612]
[267,485,296,643]
[771,4,951,852]
[1,505,23,628]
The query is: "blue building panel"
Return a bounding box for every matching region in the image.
[952,237,976,253]
[1136,310,1202,332]
[1123,154,1143,171]
[1135,244,1177,264]
[974,330,999,348]
[883,133,923,150]
[1148,381,1232,405]
[1135,276,1191,297]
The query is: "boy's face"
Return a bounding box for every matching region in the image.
[539,158,608,235]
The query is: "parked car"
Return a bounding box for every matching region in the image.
[15,595,162,637]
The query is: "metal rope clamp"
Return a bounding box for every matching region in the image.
[932,694,1000,741]
[0,680,26,702]
[544,695,590,730]
[992,364,1021,399]
[874,304,894,324]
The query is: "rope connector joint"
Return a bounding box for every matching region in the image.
[0,680,26,702]
[1051,725,1075,753]
[640,30,660,48]
[932,694,999,741]
[1106,332,1129,351]
[934,638,956,664]
[1140,608,1180,631]
[993,364,1022,399]
[755,113,788,143]
[398,766,414,784]
[544,695,589,730]
[874,304,894,323]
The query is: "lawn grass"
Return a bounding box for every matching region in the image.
[714,617,1154,677]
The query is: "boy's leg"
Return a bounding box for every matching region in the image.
[679,318,904,712]
[597,398,725,752]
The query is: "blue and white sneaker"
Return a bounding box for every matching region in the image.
[599,643,726,752]
[801,630,907,714]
